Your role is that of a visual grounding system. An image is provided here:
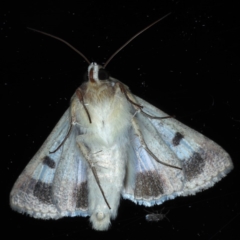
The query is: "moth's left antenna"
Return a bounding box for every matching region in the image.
[27,27,91,65]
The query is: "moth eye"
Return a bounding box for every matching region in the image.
[98,69,109,80]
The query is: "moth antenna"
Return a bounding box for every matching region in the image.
[27,27,91,64]
[119,82,143,109]
[76,88,92,123]
[103,12,171,68]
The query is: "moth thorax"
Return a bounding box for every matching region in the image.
[86,82,115,103]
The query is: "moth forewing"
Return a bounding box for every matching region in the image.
[120,93,233,205]
[134,96,232,190]
[10,110,74,218]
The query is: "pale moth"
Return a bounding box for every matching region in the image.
[10,14,233,231]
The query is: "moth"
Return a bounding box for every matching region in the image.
[10,14,233,231]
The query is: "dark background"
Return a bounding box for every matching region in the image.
[2,1,240,239]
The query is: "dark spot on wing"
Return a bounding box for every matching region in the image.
[75,181,88,209]
[183,152,205,181]
[19,177,37,194]
[134,171,164,199]
[43,156,56,169]
[33,180,52,204]
[172,132,184,146]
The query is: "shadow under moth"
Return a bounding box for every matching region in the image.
[10,14,233,231]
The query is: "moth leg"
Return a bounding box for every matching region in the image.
[118,82,143,109]
[75,87,92,123]
[49,99,81,153]
[49,121,73,154]
[119,82,172,119]
[70,97,110,209]
[75,139,111,210]
[131,118,182,170]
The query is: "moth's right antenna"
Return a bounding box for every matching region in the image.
[103,12,171,68]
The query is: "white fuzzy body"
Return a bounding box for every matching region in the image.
[72,66,133,230]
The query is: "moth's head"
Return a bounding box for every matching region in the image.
[87,62,110,84]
